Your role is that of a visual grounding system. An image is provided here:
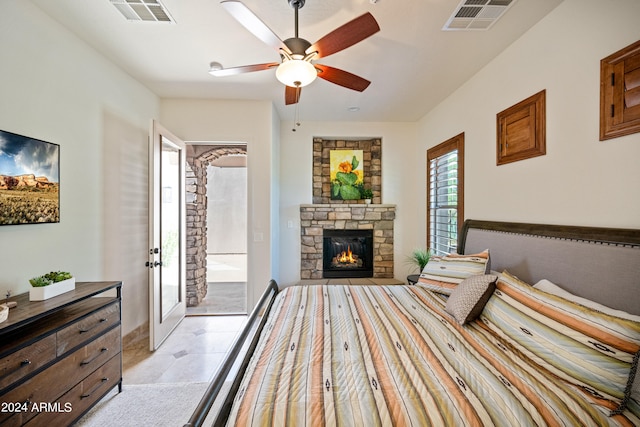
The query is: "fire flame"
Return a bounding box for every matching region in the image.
[337,245,357,264]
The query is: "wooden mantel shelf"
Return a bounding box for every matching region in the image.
[0,281,121,335]
[300,203,396,208]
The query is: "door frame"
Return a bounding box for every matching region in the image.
[148,120,186,350]
[185,142,249,315]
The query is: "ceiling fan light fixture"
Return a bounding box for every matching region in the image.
[276,59,317,88]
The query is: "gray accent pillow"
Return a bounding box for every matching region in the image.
[445,274,498,324]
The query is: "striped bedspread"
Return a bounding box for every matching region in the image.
[226,284,640,426]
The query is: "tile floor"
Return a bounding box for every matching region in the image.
[122,315,247,385]
[186,282,246,315]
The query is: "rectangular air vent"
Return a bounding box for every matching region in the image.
[443,0,515,31]
[110,0,174,23]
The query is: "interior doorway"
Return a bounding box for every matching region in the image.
[185,143,247,316]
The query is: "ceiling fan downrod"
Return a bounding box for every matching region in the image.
[288,0,305,38]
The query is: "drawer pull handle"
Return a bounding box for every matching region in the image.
[79,318,108,334]
[0,359,32,381]
[81,377,109,399]
[80,348,108,366]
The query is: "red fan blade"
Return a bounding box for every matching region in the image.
[315,64,371,92]
[306,12,380,59]
[209,63,279,77]
[221,1,289,53]
[285,85,302,105]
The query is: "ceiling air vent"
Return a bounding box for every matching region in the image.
[443,0,516,31]
[110,0,175,23]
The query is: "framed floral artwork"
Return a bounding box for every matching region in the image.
[312,138,381,204]
[330,149,364,200]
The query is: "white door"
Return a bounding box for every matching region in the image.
[148,120,186,350]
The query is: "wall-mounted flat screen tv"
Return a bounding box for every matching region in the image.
[0,129,60,225]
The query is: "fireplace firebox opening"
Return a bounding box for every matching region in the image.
[323,229,374,278]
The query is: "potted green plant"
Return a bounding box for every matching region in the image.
[29,271,75,301]
[361,188,373,204]
[406,248,431,273]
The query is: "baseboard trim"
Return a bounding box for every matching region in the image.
[123,321,149,350]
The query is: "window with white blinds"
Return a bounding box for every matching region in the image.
[427,133,464,256]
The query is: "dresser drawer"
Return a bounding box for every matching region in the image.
[0,411,24,427]
[0,335,56,392]
[67,326,121,387]
[0,326,121,425]
[23,355,121,427]
[55,325,121,393]
[56,302,120,356]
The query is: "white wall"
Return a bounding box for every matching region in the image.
[270,105,281,282]
[416,0,640,233]
[206,166,247,254]
[0,1,159,336]
[159,99,277,309]
[278,121,419,287]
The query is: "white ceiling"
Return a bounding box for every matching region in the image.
[30,0,563,123]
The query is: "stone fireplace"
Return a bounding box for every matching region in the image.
[300,204,396,279]
[301,138,394,280]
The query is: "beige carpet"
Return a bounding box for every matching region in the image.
[74,382,229,426]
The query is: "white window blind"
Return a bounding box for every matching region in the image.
[429,150,458,256]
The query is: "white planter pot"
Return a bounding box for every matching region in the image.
[29,277,76,301]
[0,304,8,324]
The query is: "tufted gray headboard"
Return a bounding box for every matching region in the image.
[459,220,640,316]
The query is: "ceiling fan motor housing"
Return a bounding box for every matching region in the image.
[283,37,312,58]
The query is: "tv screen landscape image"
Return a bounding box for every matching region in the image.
[0,129,60,225]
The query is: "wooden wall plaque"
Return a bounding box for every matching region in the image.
[496,90,546,166]
[600,39,640,141]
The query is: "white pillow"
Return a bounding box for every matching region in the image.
[533,279,640,323]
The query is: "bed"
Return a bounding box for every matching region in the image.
[185,219,640,426]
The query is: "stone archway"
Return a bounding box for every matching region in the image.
[185,144,247,307]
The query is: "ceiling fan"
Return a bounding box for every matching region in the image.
[209,0,380,105]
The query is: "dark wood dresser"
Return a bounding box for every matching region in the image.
[0,281,122,426]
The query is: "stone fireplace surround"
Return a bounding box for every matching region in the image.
[300,204,396,279]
